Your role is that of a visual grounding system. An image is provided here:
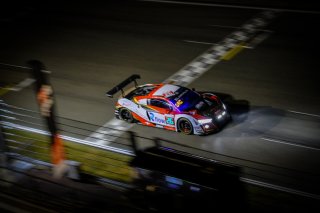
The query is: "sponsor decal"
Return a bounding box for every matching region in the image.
[149,112,166,125]
[154,84,179,96]
[175,99,183,107]
[165,116,175,125]
[162,90,175,97]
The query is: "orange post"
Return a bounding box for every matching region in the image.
[51,134,65,165]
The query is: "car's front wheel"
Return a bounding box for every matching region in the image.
[119,108,134,123]
[177,118,193,135]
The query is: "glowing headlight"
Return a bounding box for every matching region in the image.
[198,119,212,124]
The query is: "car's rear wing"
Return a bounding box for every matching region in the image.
[106,74,140,98]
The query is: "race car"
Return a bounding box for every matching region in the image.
[106,75,231,135]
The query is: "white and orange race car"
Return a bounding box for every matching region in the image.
[106,75,231,135]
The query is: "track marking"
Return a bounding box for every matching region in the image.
[0,84,14,96]
[183,40,218,46]
[86,10,277,145]
[246,31,272,49]
[140,0,281,11]
[10,78,35,91]
[184,40,252,49]
[140,0,320,14]
[0,62,51,73]
[208,24,273,33]
[261,137,320,151]
[220,43,245,60]
[86,118,133,145]
[242,177,320,200]
[0,78,35,96]
[164,11,276,86]
[288,110,320,118]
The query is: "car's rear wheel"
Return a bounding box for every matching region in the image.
[177,118,193,135]
[119,108,134,123]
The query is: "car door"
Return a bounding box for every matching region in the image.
[146,98,175,127]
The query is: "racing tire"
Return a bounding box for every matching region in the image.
[177,118,193,135]
[119,108,134,123]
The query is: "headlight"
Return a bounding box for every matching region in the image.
[198,118,212,124]
[216,111,226,120]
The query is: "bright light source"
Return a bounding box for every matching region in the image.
[198,118,212,124]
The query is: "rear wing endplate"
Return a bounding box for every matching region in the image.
[106,74,140,98]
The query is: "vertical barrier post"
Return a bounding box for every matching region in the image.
[153,137,161,148]
[129,131,138,155]
[28,60,68,178]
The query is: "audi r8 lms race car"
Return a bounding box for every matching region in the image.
[106,75,231,135]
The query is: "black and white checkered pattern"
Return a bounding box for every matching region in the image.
[164,11,277,86]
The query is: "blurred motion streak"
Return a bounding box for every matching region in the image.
[28,60,67,178]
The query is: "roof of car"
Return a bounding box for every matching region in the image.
[152,84,181,98]
[124,83,184,100]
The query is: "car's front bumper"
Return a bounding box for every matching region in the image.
[198,111,231,134]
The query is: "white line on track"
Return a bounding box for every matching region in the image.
[140,0,281,11]
[241,177,320,200]
[0,63,52,94]
[10,78,35,91]
[0,62,51,73]
[183,40,252,49]
[0,62,31,70]
[261,137,320,151]
[208,24,273,33]
[288,110,320,118]
[139,0,320,14]
[183,40,218,46]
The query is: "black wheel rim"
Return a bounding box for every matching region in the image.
[121,109,131,121]
[180,120,192,134]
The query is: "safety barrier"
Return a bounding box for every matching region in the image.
[1,100,320,200]
[0,164,144,212]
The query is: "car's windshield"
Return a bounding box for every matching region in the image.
[169,88,202,111]
[195,97,220,112]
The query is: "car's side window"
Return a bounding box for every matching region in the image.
[149,99,172,111]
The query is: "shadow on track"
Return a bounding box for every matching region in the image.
[201,91,285,137]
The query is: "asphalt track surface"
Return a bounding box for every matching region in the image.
[1,0,320,201]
